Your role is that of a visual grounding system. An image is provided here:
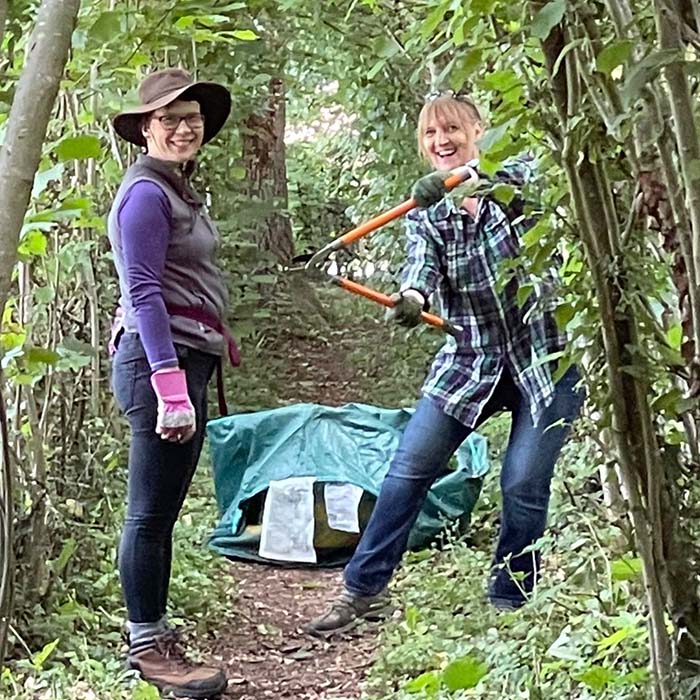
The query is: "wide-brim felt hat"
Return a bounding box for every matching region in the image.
[113,68,231,147]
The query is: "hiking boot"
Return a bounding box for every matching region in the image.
[304,587,392,638]
[127,630,227,698]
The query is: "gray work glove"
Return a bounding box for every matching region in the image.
[411,171,449,208]
[386,289,426,328]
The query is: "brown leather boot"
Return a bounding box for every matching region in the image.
[127,630,227,698]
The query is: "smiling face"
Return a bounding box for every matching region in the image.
[142,99,204,164]
[418,96,484,171]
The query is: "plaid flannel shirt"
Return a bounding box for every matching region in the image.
[401,156,567,428]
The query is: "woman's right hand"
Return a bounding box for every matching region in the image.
[411,165,480,208]
[150,368,196,443]
[412,171,449,208]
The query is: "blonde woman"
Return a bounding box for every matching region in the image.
[306,93,583,637]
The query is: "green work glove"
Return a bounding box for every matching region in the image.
[411,171,449,208]
[386,289,426,328]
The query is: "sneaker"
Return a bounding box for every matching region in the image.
[489,595,525,612]
[127,630,227,698]
[488,566,532,611]
[304,588,392,638]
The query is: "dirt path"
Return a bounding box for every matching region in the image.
[202,306,405,699]
[207,564,381,699]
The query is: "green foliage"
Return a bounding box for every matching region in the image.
[530,0,567,40]
[620,49,683,109]
[54,135,103,162]
[3,0,700,698]
[402,655,488,696]
[441,655,489,691]
[595,41,635,76]
[364,439,651,700]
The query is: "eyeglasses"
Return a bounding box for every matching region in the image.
[154,113,205,131]
[424,90,483,121]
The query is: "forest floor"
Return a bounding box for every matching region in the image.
[198,295,428,700]
[207,564,381,700]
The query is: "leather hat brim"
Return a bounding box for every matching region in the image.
[112,82,231,147]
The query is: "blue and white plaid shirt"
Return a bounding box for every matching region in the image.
[401,157,567,428]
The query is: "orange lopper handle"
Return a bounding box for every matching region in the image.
[333,276,461,337]
[337,169,474,247]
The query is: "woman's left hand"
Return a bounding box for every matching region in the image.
[150,368,197,443]
[386,290,425,327]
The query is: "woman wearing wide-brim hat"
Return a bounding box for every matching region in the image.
[108,68,238,698]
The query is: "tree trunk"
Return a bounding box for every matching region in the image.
[242,76,294,265]
[0,0,81,323]
[0,0,81,669]
[537,12,675,697]
[0,1,7,48]
[601,0,700,667]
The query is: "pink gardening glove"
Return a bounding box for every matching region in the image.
[150,368,196,443]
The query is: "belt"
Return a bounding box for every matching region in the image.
[166,304,240,415]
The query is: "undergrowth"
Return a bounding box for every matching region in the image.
[1,450,233,700]
[1,292,649,700]
[363,419,650,700]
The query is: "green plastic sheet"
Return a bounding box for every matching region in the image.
[207,402,489,565]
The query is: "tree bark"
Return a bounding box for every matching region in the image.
[654,0,700,292]
[0,1,7,48]
[654,0,700,388]
[0,0,81,669]
[0,368,12,668]
[242,76,294,265]
[0,0,81,326]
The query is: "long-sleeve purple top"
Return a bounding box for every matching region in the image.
[117,181,179,369]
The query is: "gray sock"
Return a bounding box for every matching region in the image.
[127,615,169,648]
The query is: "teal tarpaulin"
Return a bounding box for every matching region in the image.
[207,402,490,565]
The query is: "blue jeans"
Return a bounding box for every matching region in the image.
[112,333,217,623]
[344,366,584,607]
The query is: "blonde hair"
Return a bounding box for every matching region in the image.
[416,95,484,160]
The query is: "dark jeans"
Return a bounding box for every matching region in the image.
[344,366,584,607]
[112,332,217,623]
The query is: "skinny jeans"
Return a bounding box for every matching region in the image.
[112,332,217,623]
